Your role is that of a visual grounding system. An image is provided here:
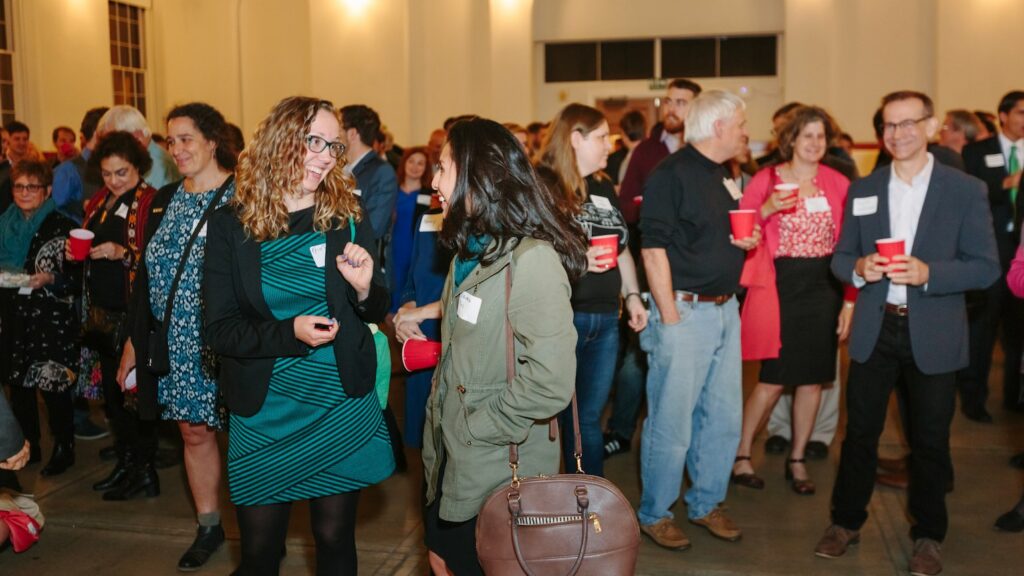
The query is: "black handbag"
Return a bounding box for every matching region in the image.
[146,176,233,375]
[82,304,127,358]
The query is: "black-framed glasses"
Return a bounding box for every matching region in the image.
[882,116,932,134]
[13,183,45,193]
[305,134,346,159]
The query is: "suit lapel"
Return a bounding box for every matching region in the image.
[236,226,274,318]
[911,165,945,256]
[874,169,893,242]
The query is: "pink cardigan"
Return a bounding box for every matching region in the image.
[1008,244,1024,298]
[738,164,851,360]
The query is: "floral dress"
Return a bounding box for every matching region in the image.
[146,181,234,428]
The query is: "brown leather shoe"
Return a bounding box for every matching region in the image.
[640,518,691,550]
[814,524,860,558]
[909,538,942,576]
[875,471,909,489]
[689,508,742,542]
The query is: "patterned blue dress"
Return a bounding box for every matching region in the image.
[146,181,234,428]
[227,208,394,506]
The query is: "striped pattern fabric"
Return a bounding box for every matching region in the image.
[227,230,394,506]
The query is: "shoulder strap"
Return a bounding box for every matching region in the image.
[160,175,234,329]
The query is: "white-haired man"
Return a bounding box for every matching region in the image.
[637,90,760,550]
[96,105,180,189]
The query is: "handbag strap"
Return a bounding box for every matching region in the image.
[505,251,585,478]
[160,175,234,329]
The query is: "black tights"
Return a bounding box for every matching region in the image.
[235,491,360,576]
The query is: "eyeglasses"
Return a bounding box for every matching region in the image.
[882,116,931,135]
[13,183,45,193]
[304,135,346,158]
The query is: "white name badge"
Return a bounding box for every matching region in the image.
[310,243,327,268]
[115,204,129,219]
[722,178,743,201]
[17,286,32,296]
[852,196,878,216]
[805,196,831,214]
[985,153,1006,168]
[590,195,613,210]
[419,213,443,232]
[352,189,363,197]
[416,194,432,207]
[457,292,482,325]
[192,219,208,237]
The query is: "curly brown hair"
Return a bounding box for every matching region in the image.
[233,97,360,241]
[776,105,839,162]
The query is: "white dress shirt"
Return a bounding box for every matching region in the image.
[998,132,1024,173]
[886,153,935,305]
[660,129,681,155]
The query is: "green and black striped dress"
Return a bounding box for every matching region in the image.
[227,207,394,506]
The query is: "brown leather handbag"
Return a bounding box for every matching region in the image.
[475,265,640,576]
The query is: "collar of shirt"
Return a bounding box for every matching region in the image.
[660,130,681,154]
[81,148,92,161]
[886,153,934,305]
[344,149,373,175]
[998,132,1024,165]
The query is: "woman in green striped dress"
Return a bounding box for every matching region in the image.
[205,97,393,576]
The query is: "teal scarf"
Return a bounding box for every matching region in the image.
[0,198,56,270]
[453,235,492,287]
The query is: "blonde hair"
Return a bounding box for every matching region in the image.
[537,103,607,206]
[234,96,361,241]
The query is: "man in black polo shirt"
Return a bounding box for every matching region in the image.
[637,90,760,550]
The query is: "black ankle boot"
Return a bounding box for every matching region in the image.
[177,523,225,571]
[40,441,75,477]
[94,449,134,491]
[103,463,159,501]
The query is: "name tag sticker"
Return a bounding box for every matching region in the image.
[722,178,743,201]
[852,196,878,216]
[985,153,1006,168]
[17,286,32,296]
[310,243,327,268]
[805,196,830,214]
[457,292,482,325]
[416,194,432,207]
[352,189,363,197]
[590,195,613,210]
[419,213,443,232]
[115,204,129,219]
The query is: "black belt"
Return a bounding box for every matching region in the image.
[884,303,908,317]
[674,291,732,305]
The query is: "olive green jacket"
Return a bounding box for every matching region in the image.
[422,238,577,522]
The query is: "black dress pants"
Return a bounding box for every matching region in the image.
[831,313,957,542]
[959,277,1024,411]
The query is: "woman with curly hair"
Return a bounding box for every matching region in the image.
[119,102,237,570]
[205,96,393,575]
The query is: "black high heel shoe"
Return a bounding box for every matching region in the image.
[786,458,815,495]
[731,455,765,489]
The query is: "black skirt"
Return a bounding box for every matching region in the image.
[423,455,484,576]
[759,257,842,386]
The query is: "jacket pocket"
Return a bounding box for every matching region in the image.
[454,381,507,447]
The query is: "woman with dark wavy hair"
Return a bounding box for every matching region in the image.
[205,96,393,576]
[421,117,585,575]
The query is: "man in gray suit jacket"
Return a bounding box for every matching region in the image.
[814,91,999,576]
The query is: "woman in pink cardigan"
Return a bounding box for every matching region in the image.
[731,106,854,495]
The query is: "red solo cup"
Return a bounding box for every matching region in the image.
[402,339,442,372]
[632,195,643,205]
[875,238,906,259]
[775,183,799,213]
[590,234,619,269]
[68,229,95,261]
[729,210,757,240]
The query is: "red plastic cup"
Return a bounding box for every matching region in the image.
[729,210,757,240]
[632,195,643,205]
[775,183,799,213]
[69,229,95,261]
[402,339,442,372]
[590,234,618,269]
[875,238,906,259]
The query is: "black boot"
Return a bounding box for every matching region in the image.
[40,441,75,477]
[103,462,159,501]
[93,448,133,491]
[177,524,225,571]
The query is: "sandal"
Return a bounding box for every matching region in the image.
[730,456,765,489]
[786,458,816,495]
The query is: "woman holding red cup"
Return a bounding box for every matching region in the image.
[732,106,855,494]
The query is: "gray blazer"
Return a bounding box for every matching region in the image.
[831,161,1000,375]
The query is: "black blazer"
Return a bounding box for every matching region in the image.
[831,161,1000,374]
[203,205,389,417]
[963,136,1021,268]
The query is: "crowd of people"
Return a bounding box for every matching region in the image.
[0,79,1022,576]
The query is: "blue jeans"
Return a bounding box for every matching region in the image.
[559,311,619,478]
[608,322,646,440]
[637,298,742,524]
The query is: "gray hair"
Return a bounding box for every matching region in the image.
[945,109,984,144]
[684,90,746,144]
[96,105,151,138]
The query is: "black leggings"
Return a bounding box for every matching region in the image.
[234,491,361,576]
[8,386,74,446]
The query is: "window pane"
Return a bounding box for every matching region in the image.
[1,83,14,109]
[600,40,654,81]
[661,38,716,79]
[136,96,146,116]
[131,47,141,68]
[0,27,6,51]
[120,45,130,66]
[119,20,129,44]
[720,35,777,77]
[130,22,139,45]
[112,70,123,94]
[118,3,128,20]
[0,54,11,80]
[545,43,597,83]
